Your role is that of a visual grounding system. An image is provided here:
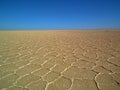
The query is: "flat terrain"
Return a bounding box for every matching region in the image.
[0,30,120,90]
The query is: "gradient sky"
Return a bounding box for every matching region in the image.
[0,0,120,30]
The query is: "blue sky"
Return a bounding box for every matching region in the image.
[0,0,120,30]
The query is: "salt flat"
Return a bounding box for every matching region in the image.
[0,30,120,90]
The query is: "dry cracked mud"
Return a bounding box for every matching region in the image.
[0,30,120,90]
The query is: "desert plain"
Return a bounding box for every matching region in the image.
[0,30,120,90]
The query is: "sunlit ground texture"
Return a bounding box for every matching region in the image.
[0,30,120,90]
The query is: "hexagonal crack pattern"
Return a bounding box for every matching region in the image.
[0,30,120,90]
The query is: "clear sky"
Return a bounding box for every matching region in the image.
[0,0,120,30]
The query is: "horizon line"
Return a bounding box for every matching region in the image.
[0,28,120,31]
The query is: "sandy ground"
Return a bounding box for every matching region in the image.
[0,30,120,90]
